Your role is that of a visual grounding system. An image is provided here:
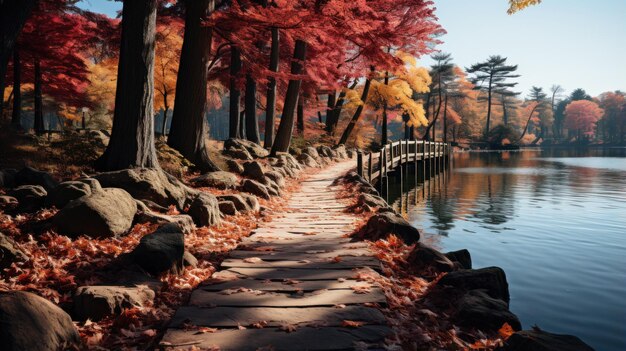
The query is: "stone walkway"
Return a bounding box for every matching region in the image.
[160,161,390,350]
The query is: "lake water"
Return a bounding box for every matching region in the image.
[385,148,626,351]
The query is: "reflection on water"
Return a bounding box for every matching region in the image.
[385,148,626,351]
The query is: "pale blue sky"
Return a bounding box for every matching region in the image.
[80,0,625,98]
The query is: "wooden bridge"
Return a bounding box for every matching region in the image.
[356,140,451,189]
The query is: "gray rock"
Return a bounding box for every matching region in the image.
[242,161,266,182]
[0,291,80,351]
[445,249,472,270]
[131,225,185,276]
[134,203,195,234]
[497,329,595,351]
[225,138,269,159]
[241,179,270,200]
[334,145,348,159]
[456,289,521,332]
[438,267,510,303]
[191,171,239,190]
[94,168,192,209]
[218,201,238,216]
[240,193,260,212]
[0,233,28,268]
[53,188,137,238]
[407,243,456,273]
[225,159,244,174]
[356,212,420,244]
[10,185,47,212]
[297,153,320,168]
[224,147,253,160]
[73,285,155,321]
[88,130,109,147]
[187,193,221,227]
[77,177,103,193]
[303,146,320,160]
[217,194,250,212]
[357,193,389,210]
[265,170,286,187]
[47,181,92,208]
[14,166,58,191]
[0,195,18,210]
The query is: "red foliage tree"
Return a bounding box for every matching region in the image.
[564,100,604,141]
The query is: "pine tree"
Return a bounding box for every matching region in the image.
[466,55,520,139]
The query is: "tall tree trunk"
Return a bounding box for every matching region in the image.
[443,93,448,143]
[518,104,539,143]
[10,46,21,127]
[502,97,508,125]
[245,73,260,143]
[167,0,220,172]
[485,77,493,138]
[96,0,159,171]
[270,40,307,156]
[33,58,44,135]
[325,81,356,135]
[296,95,304,134]
[338,69,373,145]
[0,0,37,110]
[381,71,390,145]
[263,26,279,149]
[326,91,336,121]
[229,47,242,138]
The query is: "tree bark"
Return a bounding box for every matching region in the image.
[338,70,373,145]
[485,76,493,139]
[270,40,307,156]
[442,93,448,143]
[10,46,21,127]
[33,58,44,135]
[245,73,261,143]
[167,0,220,172]
[95,0,159,171]
[297,94,304,134]
[0,0,37,112]
[229,46,242,138]
[381,71,389,145]
[325,81,356,135]
[263,26,279,149]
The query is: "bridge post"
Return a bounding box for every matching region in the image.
[367,152,373,182]
[356,151,363,177]
[379,148,384,193]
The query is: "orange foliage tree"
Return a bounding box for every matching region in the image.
[564,100,604,141]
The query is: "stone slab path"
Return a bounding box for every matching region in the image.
[160,161,390,351]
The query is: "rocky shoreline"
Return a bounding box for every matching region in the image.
[339,170,595,350]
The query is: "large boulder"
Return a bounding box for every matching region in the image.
[53,188,137,238]
[240,193,260,212]
[88,130,109,147]
[217,194,250,212]
[438,267,510,303]
[187,193,221,227]
[242,161,266,182]
[0,233,28,268]
[191,171,239,190]
[303,146,321,160]
[407,243,456,273]
[225,159,244,174]
[265,170,286,187]
[47,181,92,208]
[131,224,185,276]
[134,201,195,234]
[241,179,270,200]
[10,185,47,212]
[224,138,269,159]
[73,285,155,321]
[0,291,80,351]
[77,177,103,193]
[218,201,238,216]
[445,249,472,270]
[455,289,521,332]
[14,166,58,191]
[355,212,420,244]
[354,193,389,212]
[334,145,349,159]
[497,329,595,351]
[297,153,320,168]
[94,168,193,209]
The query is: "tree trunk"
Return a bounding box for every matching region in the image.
[161,88,168,135]
[0,0,37,111]
[167,0,219,172]
[326,91,336,121]
[381,70,390,145]
[10,45,21,127]
[518,105,539,143]
[338,70,373,145]
[263,26,279,149]
[270,40,307,155]
[33,58,44,135]
[297,94,304,134]
[229,46,242,138]
[485,77,493,138]
[95,0,159,171]
[442,93,448,143]
[325,81,356,135]
[245,73,260,143]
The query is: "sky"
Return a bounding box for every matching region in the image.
[80,0,626,98]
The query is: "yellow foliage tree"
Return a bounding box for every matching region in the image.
[507,0,541,14]
[84,58,118,129]
[154,23,183,135]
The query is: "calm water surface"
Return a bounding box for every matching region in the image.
[385,148,626,351]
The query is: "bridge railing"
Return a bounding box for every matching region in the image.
[356,140,451,185]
